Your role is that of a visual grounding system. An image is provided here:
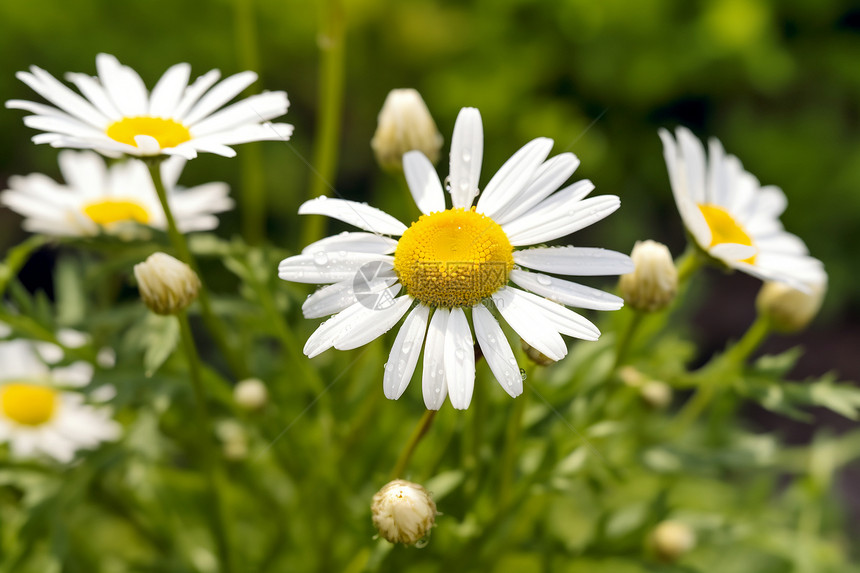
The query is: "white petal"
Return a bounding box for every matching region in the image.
[278,252,392,283]
[472,304,522,397]
[302,232,398,255]
[160,155,187,189]
[444,307,475,410]
[302,276,397,319]
[189,92,289,136]
[58,150,107,195]
[475,137,553,217]
[513,247,634,276]
[182,71,258,125]
[492,287,566,361]
[334,296,413,351]
[422,309,449,410]
[133,135,161,155]
[16,68,108,127]
[492,153,580,225]
[95,54,149,117]
[64,73,122,120]
[448,108,483,209]
[505,195,620,246]
[676,126,707,204]
[525,292,601,341]
[709,243,758,263]
[172,69,222,120]
[383,305,430,400]
[190,122,293,146]
[298,197,407,235]
[501,179,594,233]
[658,128,711,247]
[303,302,365,358]
[509,269,624,311]
[403,151,445,214]
[149,63,191,117]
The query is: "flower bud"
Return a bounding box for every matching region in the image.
[651,520,696,562]
[234,378,268,411]
[371,89,443,171]
[619,240,678,312]
[371,479,437,545]
[756,277,826,333]
[134,252,200,315]
[640,380,672,409]
[216,419,248,461]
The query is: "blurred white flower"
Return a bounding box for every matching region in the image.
[2,150,232,237]
[280,108,632,410]
[371,88,443,171]
[619,240,678,312]
[7,53,292,159]
[371,479,437,545]
[660,127,824,291]
[134,252,201,315]
[0,339,120,463]
[652,520,696,562]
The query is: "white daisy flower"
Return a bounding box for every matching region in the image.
[0,338,120,463]
[1,150,233,236]
[7,53,293,159]
[659,126,824,290]
[279,108,633,410]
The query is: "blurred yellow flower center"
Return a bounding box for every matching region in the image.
[1,384,57,426]
[105,117,192,149]
[394,208,514,307]
[83,199,150,226]
[699,203,756,264]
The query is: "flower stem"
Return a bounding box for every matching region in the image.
[233,0,266,245]
[301,0,346,246]
[177,311,235,573]
[390,409,437,479]
[146,161,248,378]
[671,315,772,436]
[613,310,643,371]
[675,246,705,289]
[499,370,529,504]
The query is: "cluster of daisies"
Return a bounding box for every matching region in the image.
[1,53,293,462]
[1,52,826,470]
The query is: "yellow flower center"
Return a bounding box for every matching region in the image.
[105,116,192,149]
[1,383,58,426]
[698,203,756,264]
[82,199,151,226]
[394,208,514,307]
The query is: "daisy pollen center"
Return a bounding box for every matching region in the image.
[1,383,58,426]
[106,117,192,149]
[83,199,150,226]
[394,208,514,307]
[699,203,756,264]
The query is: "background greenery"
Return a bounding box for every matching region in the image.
[0,0,859,572]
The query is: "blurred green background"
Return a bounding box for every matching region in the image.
[1,1,860,570]
[3,0,859,328]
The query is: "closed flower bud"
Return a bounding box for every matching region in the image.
[371,479,437,545]
[134,252,200,315]
[521,339,555,366]
[619,240,678,312]
[640,380,672,409]
[216,420,248,461]
[651,520,696,562]
[756,277,826,333]
[371,89,443,171]
[234,378,268,411]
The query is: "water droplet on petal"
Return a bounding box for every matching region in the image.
[314,252,329,265]
[536,274,552,286]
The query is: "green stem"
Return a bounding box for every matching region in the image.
[146,161,248,378]
[390,409,437,479]
[675,246,705,289]
[613,310,642,371]
[671,315,772,436]
[233,0,266,245]
[301,0,346,246]
[499,377,529,504]
[177,312,236,573]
